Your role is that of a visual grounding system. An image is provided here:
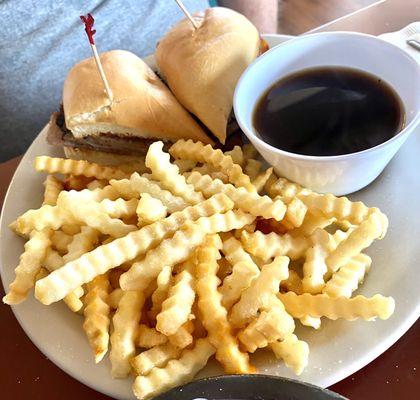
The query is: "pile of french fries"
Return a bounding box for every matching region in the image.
[3,140,395,399]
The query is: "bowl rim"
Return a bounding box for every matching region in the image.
[233,31,420,162]
[153,374,348,400]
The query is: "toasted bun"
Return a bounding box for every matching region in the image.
[64,146,144,165]
[156,7,260,144]
[63,50,212,144]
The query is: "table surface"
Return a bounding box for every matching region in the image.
[1,1,419,398]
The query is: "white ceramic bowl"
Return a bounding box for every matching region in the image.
[234,32,420,195]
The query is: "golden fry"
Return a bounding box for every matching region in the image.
[110,290,144,378]
[83,273,111,363]
[133,338,215,400]
[136,325,168,348]
[3,229,51,304]
[35,156,128,180]
[146,141,204,204]
[131,343,181,376]
[230,256,289,328]
[170,140,255,192]
[196,235,254,373]
[42,175,63,206]
[187,172,286,221]
[278,292,395,321]
[120,210,253,292]
[35,193,233,305]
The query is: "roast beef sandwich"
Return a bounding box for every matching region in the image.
[155,7,263,144]
[48,49,212,164]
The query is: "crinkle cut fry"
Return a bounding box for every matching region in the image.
[57,191,137,238]
[267,179,383,231]
[281,270,303,294]
[219,235,260,310]
[196,235,254,374]
[252,167,273,193]
[225,145,244,166]
[51,230,72,254]
[62,226,101,312]
[110,290,144,378]
[298,192,375,226]
[266,177,311,201]
[34,155,128,180]
[129,172,190,213]
[146,141,204,204]
[63,226,100,263]
[42,175,63,206]
[34,193,234,305]
[240,230,310,262]
[229,256,290,328]
[35,267,49,281]
[326,211,388,272]
[301,229,332,294]
[156,261,195,336]
[120,210,254,292]
[136,194,167,225]
[136,325,168,348]
[110,173,189,213]
[281,197,307,229]
[173,158,197,173]
[278,292,395,321]
[238,296,295,353]
[100,198,138,219]
[290,211,334,237]
[108,288,124,309]
[170,140,255,192]
[149,266,172,320]
[299,315,321,329]
[323,253,372,298]
[86,179,108,190]
[131,343,181,376]
[167,320,194,349]
[221,233,257,267]
[80,185,121,201]
[41,247,84,312]
[187,172,286,221]
[3,229,51,304]
[244,159,262,180]
[270,334,309,375]
[132,338,215,400]
[13,205,76,236]
[83,273,111,363]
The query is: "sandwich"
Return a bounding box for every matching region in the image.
[48,49,212,164]
[155,7,263,144]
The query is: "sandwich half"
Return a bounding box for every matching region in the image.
[48,49,212,164]
[155,7,261,144]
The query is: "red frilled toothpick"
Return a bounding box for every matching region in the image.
[80,13,113,102]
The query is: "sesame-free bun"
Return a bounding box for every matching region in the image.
[155,7,260,144]
[63,50,211,144]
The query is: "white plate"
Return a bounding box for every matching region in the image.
[1,34,419,400]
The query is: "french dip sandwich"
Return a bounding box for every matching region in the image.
[48,7,265,162]
[156,7,263,144]
[48,50,212,164]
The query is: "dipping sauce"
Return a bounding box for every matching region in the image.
[253,67,404,156]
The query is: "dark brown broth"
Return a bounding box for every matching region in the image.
[253,67,404,156]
